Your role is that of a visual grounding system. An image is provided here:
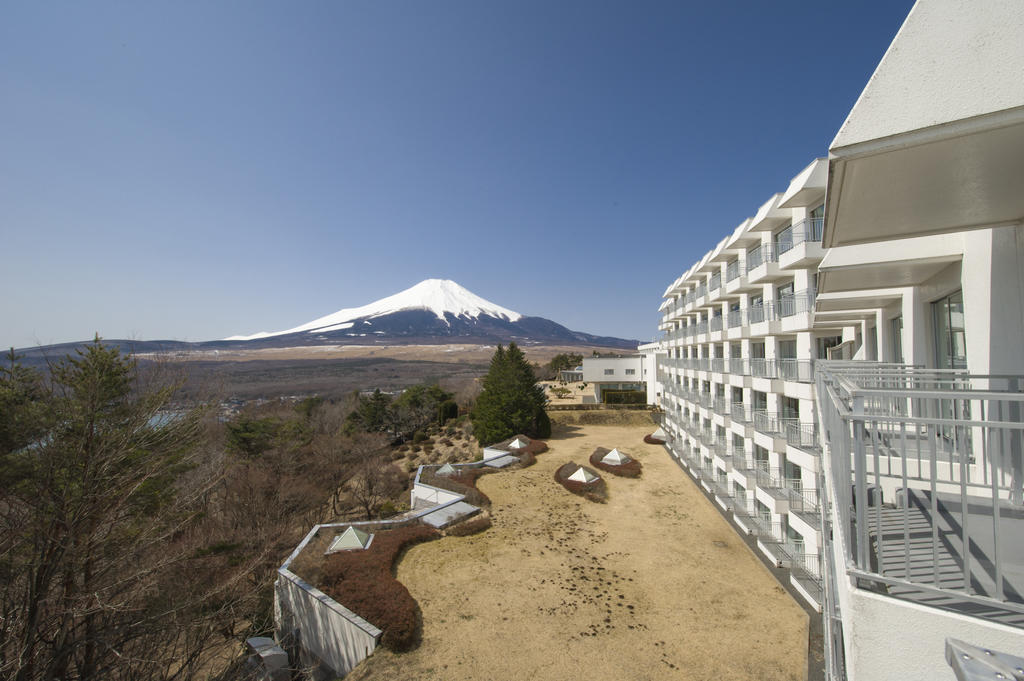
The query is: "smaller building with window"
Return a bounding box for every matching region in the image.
[581,355,649,404]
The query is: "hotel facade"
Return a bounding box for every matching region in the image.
[653,1,1024,679]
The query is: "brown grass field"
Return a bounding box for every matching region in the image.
[345,412,808,681]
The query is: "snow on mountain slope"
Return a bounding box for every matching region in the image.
[223,279,521,341]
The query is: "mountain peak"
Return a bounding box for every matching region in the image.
[223,279,522,341]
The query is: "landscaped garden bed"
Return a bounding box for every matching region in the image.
[589,447,642,478]
[321,525,440,651]
[553,462,607,503]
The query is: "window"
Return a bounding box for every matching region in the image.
[625,368,636,375]
[933,291,967,369]
[816,335,842,359]
[890,316,904,363]
[774,222,794,254]
[604,369,614,376]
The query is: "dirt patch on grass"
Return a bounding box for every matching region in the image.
[346,421,808,681]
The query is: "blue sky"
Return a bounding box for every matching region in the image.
[1,1,915,349]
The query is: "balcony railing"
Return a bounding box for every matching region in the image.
[785,420,819,449]
[725,260,744,282]
[731,402,753,424]
[747,244,779,271]
[774,216,824,256]
[753,410,783,435]
[709,273,721,292]
[816,362,1024,627]
[710,315,724,332]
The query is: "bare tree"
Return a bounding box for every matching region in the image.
[346,433,404,519]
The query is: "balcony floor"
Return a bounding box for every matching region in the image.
[866,488,1024,628]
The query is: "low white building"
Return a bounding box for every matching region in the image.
[580,355,649,404]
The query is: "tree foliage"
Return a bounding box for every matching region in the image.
[470,343,550,445]
[343,384,453,441]
[0,340,231,681]
[548,352,583,376]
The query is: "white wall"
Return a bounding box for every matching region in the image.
[274,570,381,679]
[582,356,644,383]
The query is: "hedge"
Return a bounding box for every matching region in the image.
[602,390,646,405]
[322,525,440,651]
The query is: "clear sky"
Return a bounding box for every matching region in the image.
[1,1,916,350]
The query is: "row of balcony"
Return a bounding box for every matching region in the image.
[661,385,820,449]
[662,289,817,338]
[664,422,823,587]
[660,357,816,383]
[663,217,824,314]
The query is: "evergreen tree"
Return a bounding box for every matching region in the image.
[471,342,549,445]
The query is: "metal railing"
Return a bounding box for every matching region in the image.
[816,361,1024,625]
[753,410,783,435]
[747,244,780,271]
[731,402,753,424]
[775,216,825,255]
[726,260,744,282]
[785,420,820,449]
[709,272,721,292]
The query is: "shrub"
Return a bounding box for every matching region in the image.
[589,447,642,478]
[379,500,408,517]
[440,438,453,447]
[412,431,428,444]
[322,525,440,651]
[603,390,646,405]
[517,450,536,468]
[445,513,492,537]
[438,400,459,425]
[423,444,433,454]
[553,462,607,503]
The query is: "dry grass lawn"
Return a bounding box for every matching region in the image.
[346,413,808,681]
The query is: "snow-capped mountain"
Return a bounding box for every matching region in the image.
[225,279,522,341]
[12,279,637,360]
[219,279,636,349]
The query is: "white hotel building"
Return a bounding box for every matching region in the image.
[654,1,1024,679]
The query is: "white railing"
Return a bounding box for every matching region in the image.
[816,362,1024,625]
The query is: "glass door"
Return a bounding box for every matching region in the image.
[932,291,967,369]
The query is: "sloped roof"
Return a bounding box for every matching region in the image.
[601,448,632,465]
[327,526,373,552]
[568,466,599,484]
[437,463,457,476]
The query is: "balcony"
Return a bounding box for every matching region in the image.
[817,362,1024,628]
[784,420,819,449]
[752,410,784,435]
[776,216,825,269]
[776,358,815,383]
[731,402,753,424]
[746,244,780,283]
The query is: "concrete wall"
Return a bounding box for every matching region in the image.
[275,566,381,679]
[582,356,643,383]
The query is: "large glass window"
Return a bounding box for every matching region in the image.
[932,291,967,369]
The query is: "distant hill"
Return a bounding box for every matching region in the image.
[14,279,639,360]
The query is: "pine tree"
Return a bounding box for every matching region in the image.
[471,342,549,445]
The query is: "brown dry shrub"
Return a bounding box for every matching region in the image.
[589,447,642,478]
[553,462,607,503]
[445,513,492,537]
[321,525,440,651]
[517,450,537,467]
